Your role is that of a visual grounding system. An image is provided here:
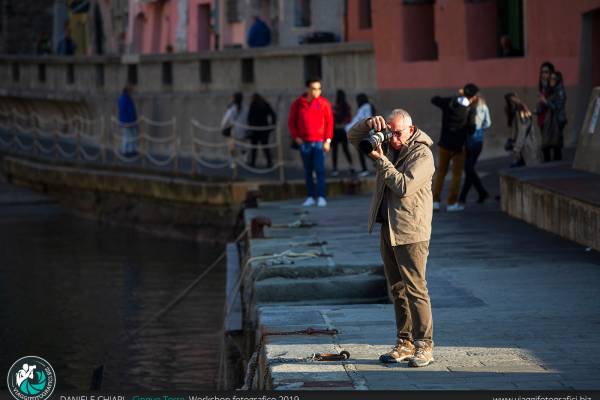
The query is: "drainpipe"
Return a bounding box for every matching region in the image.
[53,0,68,52]
[175,0,187,52]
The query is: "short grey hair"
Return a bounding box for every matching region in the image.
[387,109,413,127]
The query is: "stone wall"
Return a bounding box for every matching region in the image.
[0,42,375,167]
[574,87,600,174]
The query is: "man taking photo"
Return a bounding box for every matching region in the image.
[348,109,435,367]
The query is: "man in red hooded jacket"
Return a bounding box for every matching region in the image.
[288,78,334,207]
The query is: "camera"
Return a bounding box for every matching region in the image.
[359,128,393,154]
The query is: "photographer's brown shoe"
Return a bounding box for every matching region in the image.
[408,340,434,367]
[379,339,415,363]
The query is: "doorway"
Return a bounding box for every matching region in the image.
[575,8,600,142]
[197,4,211,51]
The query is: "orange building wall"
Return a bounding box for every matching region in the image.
[346,0,374,42]
[363,0,600,90]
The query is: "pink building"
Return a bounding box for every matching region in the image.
[126,0,346,53]
[346,0,600,91]
[127,0,216,54]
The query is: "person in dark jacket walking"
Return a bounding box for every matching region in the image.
[247,93,277,168]
[288,78,334,207]
[540,70,567,161]
[118,84,138,156]
[331,90,354,176]
[431,83,478,212]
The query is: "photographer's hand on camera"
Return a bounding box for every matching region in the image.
[369,144,384,160]
[367,116,388,132]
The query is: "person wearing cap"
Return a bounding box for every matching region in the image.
[430,84,478,212]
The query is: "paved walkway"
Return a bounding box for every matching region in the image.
[254,194,600,390]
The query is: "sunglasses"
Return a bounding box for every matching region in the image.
[391,128,411,137]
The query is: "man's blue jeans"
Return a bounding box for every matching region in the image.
[299,141,326,198]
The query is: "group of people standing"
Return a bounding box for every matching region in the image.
[117,60,567,214]
[504,61,567,167]
[220,92,277,169]
[431,83,490,212]
[432,61,567,212]
[286,78,382,208]
[331,91,376,178]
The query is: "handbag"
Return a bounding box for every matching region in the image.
[221,126,232,137]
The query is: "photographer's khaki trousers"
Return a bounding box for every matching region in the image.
[380,224,433,345]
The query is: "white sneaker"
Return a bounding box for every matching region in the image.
[358,170,370,177]
[302,197,316,207]
[317,197,327,207]
[447,203,465,212]
[433,201,441,211]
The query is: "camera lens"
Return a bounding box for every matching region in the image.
[359,138,376,154]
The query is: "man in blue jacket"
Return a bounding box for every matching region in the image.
[247,16,271,48]
[118,84,138,156]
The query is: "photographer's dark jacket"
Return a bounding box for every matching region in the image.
[348,119,435,246]
[431,96,476,152]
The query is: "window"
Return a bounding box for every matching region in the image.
[66,63,75,84]
[241,58,254,83]
[465,0,524,59]
[199,59,211,83]
[127,64,138,85]
[497,0,524,57]
[225,0,240,22]
[303,55,322,84]
[38,64,46,83]
[294,0,311,27]
[96,64,104,87]
[12,62,19,82]
[162,61,173,85]
[359,0,372,29]
[402,1,437,61]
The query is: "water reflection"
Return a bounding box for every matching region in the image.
[0,201,225,390]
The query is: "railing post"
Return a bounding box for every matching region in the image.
[32,115,39,157]
[191,121,197,178]
[140,120,146,169]
[53,118,59,159]
[173,118,178,175]
[101,116,106,164]
[231,138,237,181]
[277,124,285,184]
[75,119,81,163]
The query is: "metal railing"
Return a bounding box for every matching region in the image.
[0,107,286,182]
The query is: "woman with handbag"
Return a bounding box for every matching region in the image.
[504,93,543,167]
